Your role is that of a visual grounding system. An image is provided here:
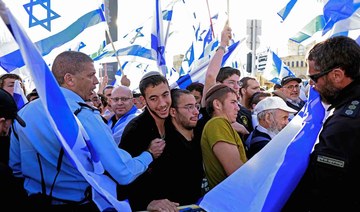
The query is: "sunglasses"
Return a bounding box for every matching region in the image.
[307,66,339,83]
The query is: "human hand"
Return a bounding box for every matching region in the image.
[120,75,130,87]
[147,199,180,212]
[220,21,232,47]
[231,122,249,135]
[148,138,166,159]
[0,0,9,24]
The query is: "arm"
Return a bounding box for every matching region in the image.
[213,141,244,176]
[201,22,232,107]
[97,75,108,95]
[79,110,158,185]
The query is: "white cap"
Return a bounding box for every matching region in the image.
[254,96,297,114]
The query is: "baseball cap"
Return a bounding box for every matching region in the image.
[281,76,302,86]
[0,88,26,127]
[254,96,297,114]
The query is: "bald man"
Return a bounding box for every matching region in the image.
[107,86,142,145]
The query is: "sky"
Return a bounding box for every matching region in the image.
[116,0,295,63]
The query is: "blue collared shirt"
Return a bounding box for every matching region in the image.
[9,88,152,202]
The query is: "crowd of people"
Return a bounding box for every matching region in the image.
[1,1,360,211]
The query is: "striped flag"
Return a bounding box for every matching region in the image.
[171,40,240,89]
[13,79,28,110]
[279,0,360,44]
[0,0,106,73]
[151,0,168,76]
[6,7,131,212]
[199,87,325,211]
[262,50,296,85]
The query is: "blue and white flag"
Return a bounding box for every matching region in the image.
[199,87,325,211]
[6,8,131,212]
[0,0,106,73]
[171,40,240,89]
[279,0,360,44]
[277,0,298,21]
[13,79,28,110]
[262,50,296,85]
[151,0,168,76]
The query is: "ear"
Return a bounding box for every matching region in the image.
[333,68,345,83]
[264,112,272,124]
[64,73,74,86]
[213,99,222,110]
[169,107,176,117]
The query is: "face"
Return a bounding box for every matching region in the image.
[143,82,171,120]
[72,62,99,100]
[217,92,240,123]
[307,60,340,104]
[0,118,12,136]
[268,109,290,134]
[90,92,102,108]
[133,96,145,109]
[171,94,199,130]
[190,90,202,104]
[104,87,113,98]
[110,87,134,119]
[2,78,16,96]
[222,74,241,96]
[281,80,301,101]
[242,79,261,99]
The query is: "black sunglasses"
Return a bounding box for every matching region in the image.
[307,66,339,83]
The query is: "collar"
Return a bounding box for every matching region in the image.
[256,125,277,139]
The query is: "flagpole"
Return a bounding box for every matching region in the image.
[227,0,230,25]
[105,28,123,76]
[206,0,215,39]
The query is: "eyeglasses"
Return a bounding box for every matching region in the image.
[282,84,300,90]
[176,104,201,112]
[111,97,132,102]
[307,66,339,83]
[223,80,241,87]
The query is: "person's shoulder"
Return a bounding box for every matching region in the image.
[341,99,360,118]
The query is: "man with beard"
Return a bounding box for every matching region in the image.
[284,36,360,211]
[245,96,296,159]
[144,89,204,211]
[118,71,178,211]
[280,75,306,113]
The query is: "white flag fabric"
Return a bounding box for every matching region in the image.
[0,0,106,72]
[199,87,325,211]
[6,8,131,212]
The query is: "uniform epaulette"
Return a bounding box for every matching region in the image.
[341,100,360,118]
[75,102,100,115]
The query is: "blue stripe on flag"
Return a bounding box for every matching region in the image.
[277,0,298,21]
[199,87,325,211]
[0,9,105,72]
[7,8,130,211]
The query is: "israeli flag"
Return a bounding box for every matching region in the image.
[13,79,28,110]
[6,7,131,212]
[0,0,106,73]
[199,87,325,211]
[262,50,295,85]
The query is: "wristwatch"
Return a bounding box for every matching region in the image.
[216,46,226,53]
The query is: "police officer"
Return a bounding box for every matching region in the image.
[284,36,360,211]
[9,51,165,211]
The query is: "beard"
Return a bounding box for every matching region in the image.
[319,78,341,104]
[268,119,281,135]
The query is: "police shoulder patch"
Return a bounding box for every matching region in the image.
[341,100,360,118]
[76,102,100,113]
